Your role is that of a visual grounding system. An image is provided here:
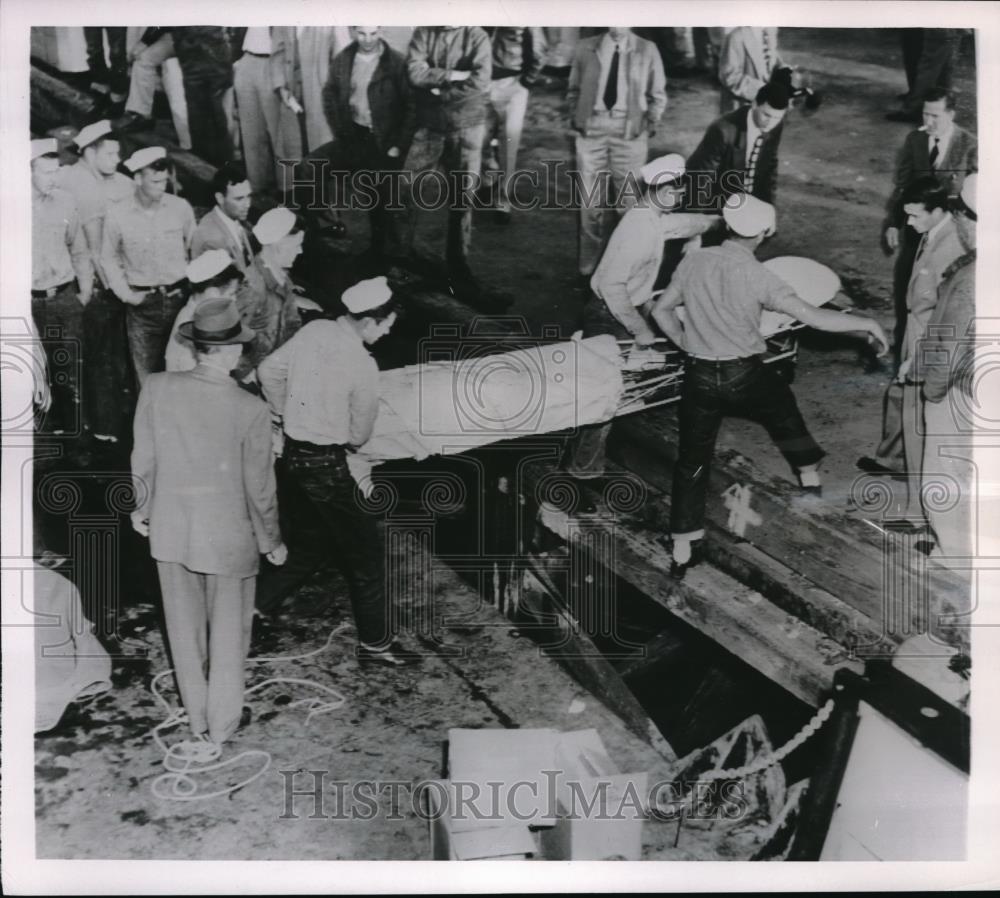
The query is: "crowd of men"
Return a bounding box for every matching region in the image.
[31,26,976,745]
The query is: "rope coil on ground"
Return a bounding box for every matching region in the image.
[149,622,353,802]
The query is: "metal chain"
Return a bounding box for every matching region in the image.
[656,698,836,816]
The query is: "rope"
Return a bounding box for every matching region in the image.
[148,622,353,802]
[656,698,836,817]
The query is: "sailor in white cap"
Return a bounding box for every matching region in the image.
[920,173,977,565]
[257,276,416,668]
[652,193,889,579]
[100,145,195,385]
[31,137,93,436]
[56,120,134,442]
[132,296,286,746]
[564,154,720,495]
[165,249,246,372]
[234,206,309,376]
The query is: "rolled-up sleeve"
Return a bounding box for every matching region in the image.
[349,359,381,448]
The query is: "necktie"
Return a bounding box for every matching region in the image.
[240,228,253,268]
[761,30,772,75]
[745,134,764,193]
[915,233,928,261]
[929,137,940,169]
[604,45,620,110]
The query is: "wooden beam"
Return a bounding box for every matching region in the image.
[521,463,863,707]
[607,415,969,648]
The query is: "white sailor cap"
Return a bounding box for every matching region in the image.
[342,276,392,315]
[187,249,235,285]
[31,138,59,160]
[252,206,298,245]
[74,120,114,151]
[125,146,167,173]
[722,193,776,238]
[961,173,976,215]
[640,153,686,186]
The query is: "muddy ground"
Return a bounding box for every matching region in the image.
[33,28,976,861]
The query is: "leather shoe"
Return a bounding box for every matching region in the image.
[357,639,423,669]
[669,541,704,581]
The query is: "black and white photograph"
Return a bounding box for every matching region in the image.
[2,0,999,891]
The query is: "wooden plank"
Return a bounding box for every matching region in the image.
[523,468,863,706]
[608,461,895,654]
[607,414,968,644]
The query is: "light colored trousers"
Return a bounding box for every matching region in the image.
[877,380,925,519]
[574,113,647,275]
[922,393,975,563]
[124,32,192,149]
[157,561,256,744]
[487,76,530,204]
[233,53,302,196]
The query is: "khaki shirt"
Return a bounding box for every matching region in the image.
[57,163,133,286]
[659,240,801,358]
[258,317,380,447]
[592,207,717,338]
[32,187,90,291]
[101,191,195,298]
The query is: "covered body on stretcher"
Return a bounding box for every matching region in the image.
[348,257,851,484]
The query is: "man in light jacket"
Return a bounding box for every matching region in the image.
[566,28,667,278]
[131,297,286,745]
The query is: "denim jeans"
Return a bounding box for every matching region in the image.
[283,440,390,647]
[32,283,84,435]
[83,286,131,438]
[670,355,825,538]
[126,287,188,387]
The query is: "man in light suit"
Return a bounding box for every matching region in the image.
[718,26,785,112]
[881,88,976,367]
[131,296,286,746]
[687,81,789,212]
[190,162,255,271]
[567,27,667,277]
[869,178,964,523]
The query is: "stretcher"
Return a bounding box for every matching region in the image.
[348,257,849,485]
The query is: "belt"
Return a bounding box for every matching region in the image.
[243,51,271,58]
[128,279,187,295]
[31,279,76,299]
[688,354,758,363]
[285,437,348,455]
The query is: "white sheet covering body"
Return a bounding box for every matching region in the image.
[348,335,624,484]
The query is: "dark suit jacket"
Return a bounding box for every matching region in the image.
[686,105,783,210]
[322,39,415,155]
[884,125,977,231]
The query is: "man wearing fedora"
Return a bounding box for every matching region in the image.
[165,249,246,373]
[101,146,195,385]
[258,276,416,667]
[563,154,719,505]
[58,121,134,443]
[131,297,286,746]
[653,194,890,579]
